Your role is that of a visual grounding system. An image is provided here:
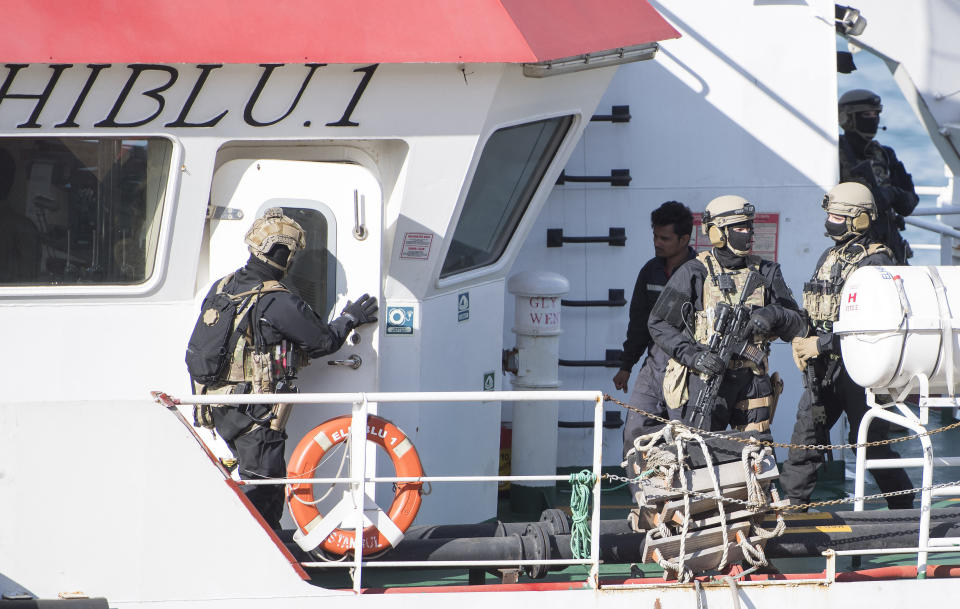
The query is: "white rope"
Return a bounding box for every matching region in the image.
[740,443,786,539]
[654,431,694,582]
[291,435,351,506]
[680,428,731,572]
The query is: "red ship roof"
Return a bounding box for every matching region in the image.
[2,0,679,64]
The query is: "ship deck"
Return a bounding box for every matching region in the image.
[297,454,960,592]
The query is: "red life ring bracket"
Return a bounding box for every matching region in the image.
[286,414,423,555]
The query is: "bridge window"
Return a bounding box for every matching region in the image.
[0,137,172,286]
[441,115,573,278]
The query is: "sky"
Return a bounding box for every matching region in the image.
[837,38,950,265]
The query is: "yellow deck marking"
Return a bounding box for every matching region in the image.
[782,525,852,534]
[762,512,837,521]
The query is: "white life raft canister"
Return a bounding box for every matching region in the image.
[834,266,960,392]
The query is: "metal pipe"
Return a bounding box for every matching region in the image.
[831,547,960,556]
[295,508,960,571]
[855,398,935,573]
[241,474,575,486]
[370,520,960,566]
[864,456,960,469]
[910,205,960,216]
[401,518,632,541]
[164,390,603,406]
[903,216,960,240]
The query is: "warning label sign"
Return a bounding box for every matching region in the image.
[400,232,434,260]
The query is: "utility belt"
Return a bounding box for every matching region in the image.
[193,341,306,434]
[193,381,295,434]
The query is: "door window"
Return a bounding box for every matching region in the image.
[280,206,336,319]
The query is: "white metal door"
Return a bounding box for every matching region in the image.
[208,159,382,435]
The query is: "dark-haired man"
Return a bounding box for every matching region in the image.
[615,201,697,453]
[648,195,804,432]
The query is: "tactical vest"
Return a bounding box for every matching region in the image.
[194,277,306,432]
[802,241,890,329]
[692,251,766,345]
[662,251,776,421]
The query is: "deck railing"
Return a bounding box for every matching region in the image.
[171,390,606,593]
[162,386,960,591]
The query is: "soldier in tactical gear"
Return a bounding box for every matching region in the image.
[647,196,804,432]
[780,183,914,510]
[838,89,919,263]
[189,207,379,529]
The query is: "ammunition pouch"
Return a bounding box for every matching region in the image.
[732,394,774,433]
[802,280,843,325]
[731,371,781,434]
[662,358,690,411]
[193,405,215,429]
[770,371,783,422]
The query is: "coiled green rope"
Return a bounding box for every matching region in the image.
[568,470,596,559]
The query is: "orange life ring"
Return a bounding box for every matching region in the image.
[286,414,423,555]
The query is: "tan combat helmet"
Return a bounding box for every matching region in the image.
[838,89,882,133]
[822,181,876,238]
[702,195,756,255]
[244,207,306,271]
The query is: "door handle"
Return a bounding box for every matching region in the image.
[353,190,368,240]
[327,354,362,369]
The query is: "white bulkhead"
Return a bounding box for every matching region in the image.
[0,61,618,527]
[509,0,842,464]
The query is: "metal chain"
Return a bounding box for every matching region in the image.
[603,471,960,511]
[605,394,960,451]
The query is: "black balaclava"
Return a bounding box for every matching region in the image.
[825,218,849,240]
[714,221,753,269]
[854,112,880,139]
[245,245,290,280]
[265,245,292,270]
[725,223,754,254]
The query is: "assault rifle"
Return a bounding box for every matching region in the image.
[800,313,832,459]
[804,361,831,458]
[688,271,766,430]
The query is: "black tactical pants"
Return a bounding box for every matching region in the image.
[213,405,287,529]
[780,364,914,510]
[684,367,773,432]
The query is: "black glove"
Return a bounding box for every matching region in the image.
[691,350,725,376]
[341,293,378,327]
[749,304,785,335]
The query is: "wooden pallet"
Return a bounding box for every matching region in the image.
[668,498,791,530]
[658,485,751,523]
[639,453,778,504]
[648,529,771,574]
[641,521,750,563]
